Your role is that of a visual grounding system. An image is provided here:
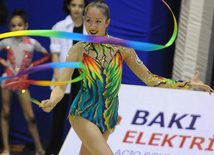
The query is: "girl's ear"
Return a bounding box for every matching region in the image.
[67,4,70,10]
[25,23,29,30]
[106,18,111,27]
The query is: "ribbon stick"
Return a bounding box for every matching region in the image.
[0,1,177,52]
[15,90,44,107]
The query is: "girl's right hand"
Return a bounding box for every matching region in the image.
[0,59,7,67]
[41,99,55,112]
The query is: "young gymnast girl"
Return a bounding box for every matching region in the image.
[0,9,50,155]
[41,1,214,155]
[46,0,88,154]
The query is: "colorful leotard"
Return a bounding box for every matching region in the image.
[69,36,191,133]
[0,37,50,91]
[69,42,123,133]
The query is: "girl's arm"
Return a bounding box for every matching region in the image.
[31,52,50,66]
[42,43,84,112]
[121,47,213,94]
[31,40,50,67]
[0,39,7,66]
[0,57,7,66]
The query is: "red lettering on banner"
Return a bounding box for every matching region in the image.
[123,130,137,143]
[122,131,214,151]
[148,133,162,146]
[161,134,177,147]
[179,135,191,148]
[190,137,205,150]
[205,136,214,151]
[135,132,146,145]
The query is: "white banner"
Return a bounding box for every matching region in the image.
[60,84,214,155]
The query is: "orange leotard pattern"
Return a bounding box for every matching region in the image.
[69,43,123,133]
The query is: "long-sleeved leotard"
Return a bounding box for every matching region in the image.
[0,37,50,91]
[121,46,191,89]
[69,35,191,133]
[69,41,122,133]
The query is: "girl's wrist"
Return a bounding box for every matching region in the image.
[0,57,3,62]
[188,80,192,89]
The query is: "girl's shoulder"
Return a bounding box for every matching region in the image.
[72,42,85,51]
[0,37,14,46]
[1,37,12,42]
[106,35,124,49]
[74,41,85,47]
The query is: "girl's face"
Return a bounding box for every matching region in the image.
[9,16,28,32]
[85,7,110,36]
[68,0,85,18]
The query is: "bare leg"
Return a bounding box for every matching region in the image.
[79,130,111,155]
[79,144,91,155]
[1,88,12,154]
[17,89,44,155]
[69,116,113,155]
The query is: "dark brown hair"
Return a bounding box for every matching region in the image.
[63,0,88,15]
[84,0,110,20]
[9,9,27,23]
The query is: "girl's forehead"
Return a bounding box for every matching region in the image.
[10,16,23,22]
[87,7,100,11]
[71,0,84,4]
[86,7,105,16]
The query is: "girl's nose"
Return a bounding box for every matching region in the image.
[90,23,96,28]
[14,26,18,30]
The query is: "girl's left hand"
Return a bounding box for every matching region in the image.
[190,70,214,95]
[0,59,7,67]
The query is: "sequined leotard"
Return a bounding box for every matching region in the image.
[0,37,50,91]
[69,41,122,133]
[69,37,191,133]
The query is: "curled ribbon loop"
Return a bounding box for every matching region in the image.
[0,0,176,106]
[0,62,87,86]
[0,62,87,107]
[0,1,177,52]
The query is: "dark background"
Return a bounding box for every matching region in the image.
[0,0,182,145]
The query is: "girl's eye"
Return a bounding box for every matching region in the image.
[79,5,84,8]
[18,23,23,27]
[86,19,91,23]
[96,21,101,24]
[10,24,15,28]
[71,4,76,7]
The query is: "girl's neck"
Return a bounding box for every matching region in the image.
[71,15,83,27]
[15,36,25,40]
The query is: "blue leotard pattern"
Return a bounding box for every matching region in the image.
[69,45,123,133]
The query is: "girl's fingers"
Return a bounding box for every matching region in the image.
[41,99,55,112]
[42,106,52,112]
[194,70,199,78]
[208,87,214,95]
[41,100,51,112]
[41,99,49,106]
[196,70,200,75]
[204,85,213,95]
